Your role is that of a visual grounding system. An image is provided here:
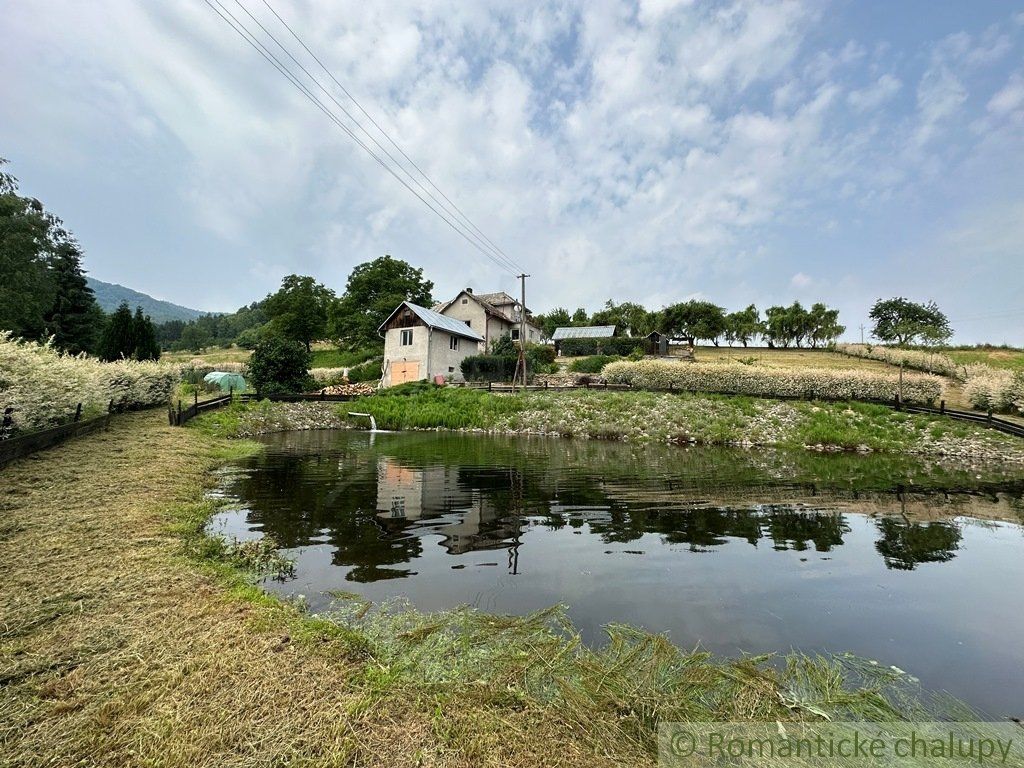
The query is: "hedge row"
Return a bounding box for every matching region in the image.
[557,337,646,356]
[601,359,944,405]
[835,343,1023,414]
[962,365,1024,413]
[1,332,180,434]
[461,354,518,382]
[834,344,962,378]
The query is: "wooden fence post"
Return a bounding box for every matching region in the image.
[1,407,13,439]
[74,403,82,422]
[940,399,945,415]
[987,409,993,424]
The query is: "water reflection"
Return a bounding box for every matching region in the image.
[211,430,1024,715]
[220,433,1023,581]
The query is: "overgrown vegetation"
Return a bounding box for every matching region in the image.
[569,354,621,373]
[602,359,944,405]
[282,386,1024,458]
[0,330,178,433]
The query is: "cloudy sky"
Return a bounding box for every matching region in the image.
[2,1,1023,343]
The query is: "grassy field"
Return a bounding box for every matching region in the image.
[162,346,252,365]
[942,347,1024,372]
[1,410,967,767]
[161,343,376,370]
[691,345,897,371]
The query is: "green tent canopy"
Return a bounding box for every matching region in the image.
[203,371,247,392]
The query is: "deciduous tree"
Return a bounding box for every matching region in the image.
[869,297,951,346]
[330,256,433,351]
[265,274,335,351]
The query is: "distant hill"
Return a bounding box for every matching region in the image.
[86,277,207,324]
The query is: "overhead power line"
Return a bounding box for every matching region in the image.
[202,0,523,276]
[258,0,523,276]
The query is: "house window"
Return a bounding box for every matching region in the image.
[400,329,413,346]
[449,336,460,351]
[510,329,520,341]
[461,298,469,304]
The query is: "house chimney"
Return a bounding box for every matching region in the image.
[466,287,473,294]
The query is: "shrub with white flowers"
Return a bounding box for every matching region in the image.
[836,343,1022,414]
[601,359,944,405]
[835,344,962,378]
[0,332,180,435]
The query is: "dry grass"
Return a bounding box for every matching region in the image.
[0,412,604,767]
[162,347,252,365]
[691,345,896,371]
[0,412,976,767]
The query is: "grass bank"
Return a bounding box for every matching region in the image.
[0,411,990,767]
[271,386,1024,460]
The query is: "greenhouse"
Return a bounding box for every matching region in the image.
[202,371,247,392]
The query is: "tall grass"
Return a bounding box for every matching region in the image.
[347,384,526,430]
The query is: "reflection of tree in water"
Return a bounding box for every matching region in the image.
[579,507,847,553]
[225,432,1016,582]
[227,447,425,582]
[874,518,962,570]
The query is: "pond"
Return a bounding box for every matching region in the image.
[210,430,1024,716]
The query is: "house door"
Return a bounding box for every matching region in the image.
[391,361,420,384]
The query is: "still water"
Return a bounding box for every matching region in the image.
[210,430,1024,716]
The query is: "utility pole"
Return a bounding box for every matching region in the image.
[515,273,530,389]
[859,324,865,344]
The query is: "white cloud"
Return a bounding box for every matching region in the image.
[848,73,902,111]
[988,73,1024,115]
[0,0,1022,342]
[790,272,812,289]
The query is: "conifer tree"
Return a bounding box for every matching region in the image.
[99,302,136,361]
[43,241,101,354]
[132,306,161,361]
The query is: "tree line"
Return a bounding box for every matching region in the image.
[535,299,846,348]
[158,255,435,355]
[0,158,159,361]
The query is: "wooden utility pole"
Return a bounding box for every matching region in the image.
[514,273,530,389]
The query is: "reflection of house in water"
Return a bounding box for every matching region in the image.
[376,458,472,521]
[375,457,529,559]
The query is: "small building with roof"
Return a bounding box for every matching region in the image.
[378,301,485,386]
[433,288,543,348]
[550,325,617,355]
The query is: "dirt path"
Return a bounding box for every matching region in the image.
[0,412,603,768]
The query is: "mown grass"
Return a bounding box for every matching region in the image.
[2,411,1001,767]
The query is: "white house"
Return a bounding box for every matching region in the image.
[378,301,485,386]
[433,288,543,348]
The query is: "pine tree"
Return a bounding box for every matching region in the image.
[99,302,136,361]
[43,241,101,354]
[132,307,161,361]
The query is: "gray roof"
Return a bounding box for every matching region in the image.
[551,325,617,340]
[379,301,484,342]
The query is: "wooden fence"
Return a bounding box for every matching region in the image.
[169,390,357,427]
[0,402,114,469]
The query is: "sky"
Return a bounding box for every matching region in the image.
[2,0,1023,344]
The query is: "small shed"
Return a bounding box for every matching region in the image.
[646,331,668,356]
[550,325,616,355]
